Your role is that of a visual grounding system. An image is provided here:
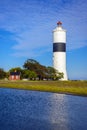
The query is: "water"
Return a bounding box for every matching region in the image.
[0,88,87,130]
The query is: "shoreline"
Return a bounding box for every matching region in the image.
[0,80,87,97]
[0,87,87,97]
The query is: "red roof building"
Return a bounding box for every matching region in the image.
[9,72,20,80]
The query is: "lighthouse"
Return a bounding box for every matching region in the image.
[53,21,68,80]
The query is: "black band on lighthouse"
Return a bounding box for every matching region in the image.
[53,43,66,52]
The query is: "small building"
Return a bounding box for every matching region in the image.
[9,72,20,80]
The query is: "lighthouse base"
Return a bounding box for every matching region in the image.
[53,52,68,80]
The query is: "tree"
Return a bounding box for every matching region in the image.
[23,59,64,80]
[0,68,6,79]
[23,59,47,80]
[22,69,37,80]
[56,72,64,80]
[46,66,64,80]
[46,66,56,80]
[29,71,37,80]
[23,59,39,70]
[22,69,30,79]
[9,67,22,73]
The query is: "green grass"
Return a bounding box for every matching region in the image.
[0,80,87,96]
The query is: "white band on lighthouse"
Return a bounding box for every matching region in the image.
[53,21,68,80]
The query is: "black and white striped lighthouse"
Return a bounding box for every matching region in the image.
[53,21,68,80]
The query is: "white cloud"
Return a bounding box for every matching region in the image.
[0,0,87,57]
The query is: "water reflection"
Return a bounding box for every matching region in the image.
[0,88,87,130]
[49,94,70,130]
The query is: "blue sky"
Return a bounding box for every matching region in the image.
[0,0,87,80]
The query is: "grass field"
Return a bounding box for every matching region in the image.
[0,80,87,96]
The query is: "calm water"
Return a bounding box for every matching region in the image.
[0,88,87,130]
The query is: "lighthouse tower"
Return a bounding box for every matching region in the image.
[53,21,68,80]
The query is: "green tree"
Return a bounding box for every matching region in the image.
[22,69,37,80]
[23,59,39,70]
[22,69,30,79]
[46,66,56,80]
[29,71,37,80]
[0,68,6,79]
[46,66,64,80]
[56,72,64,80]
[9,67,22,73]
[23,59,64,80]
[23,59,47,80]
